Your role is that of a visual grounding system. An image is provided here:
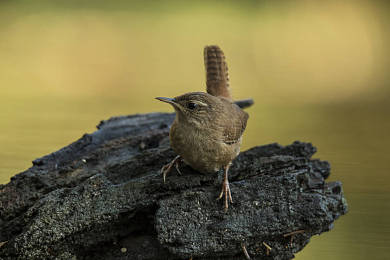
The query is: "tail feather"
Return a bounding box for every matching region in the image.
[204,45,232,100]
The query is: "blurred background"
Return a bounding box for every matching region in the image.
[1,0,389,259]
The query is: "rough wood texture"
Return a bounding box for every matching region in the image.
[0,112,347,260]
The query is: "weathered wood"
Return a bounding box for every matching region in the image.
[0,112,347,260]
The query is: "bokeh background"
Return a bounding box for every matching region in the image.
[1,0,389,259]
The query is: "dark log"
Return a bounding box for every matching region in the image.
[0,112,347,260]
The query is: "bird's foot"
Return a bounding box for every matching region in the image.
[217,173,233,211]
[161,155,182,182]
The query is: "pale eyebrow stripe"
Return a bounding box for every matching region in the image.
[191,100,208,107]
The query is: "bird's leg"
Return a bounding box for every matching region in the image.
[160,155,182,183]
[217,164,233,211]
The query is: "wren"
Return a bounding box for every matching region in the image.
[156,45,249,210]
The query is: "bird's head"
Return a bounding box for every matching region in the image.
[156,92,221,126]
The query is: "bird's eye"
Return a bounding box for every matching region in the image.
[187,102,197,110]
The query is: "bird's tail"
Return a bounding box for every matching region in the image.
[204,45,232,100]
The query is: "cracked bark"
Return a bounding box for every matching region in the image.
[0,112,347,259]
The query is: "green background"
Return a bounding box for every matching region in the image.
[1,0,389,259]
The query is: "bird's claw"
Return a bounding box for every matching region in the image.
[160,155,181,183]
[217,176,233,211]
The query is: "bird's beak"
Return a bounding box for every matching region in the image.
[155,97,176,104]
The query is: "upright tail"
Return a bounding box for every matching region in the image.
[204,45,232,100]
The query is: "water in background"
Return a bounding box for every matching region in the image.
[1,1,389,259]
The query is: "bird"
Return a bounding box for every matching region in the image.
[155,45,249,210]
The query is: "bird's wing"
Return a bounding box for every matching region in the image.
[222,104,249,145]
[204,45,232,100]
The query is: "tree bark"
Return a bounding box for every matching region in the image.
[0,112,347,259]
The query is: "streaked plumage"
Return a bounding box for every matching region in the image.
[156,45,250,210]
[169,92,248,174]
[204,45,231,100]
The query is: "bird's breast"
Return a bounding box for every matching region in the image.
[169,120,240,173]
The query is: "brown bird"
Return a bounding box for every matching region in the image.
[156,45,249,210]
